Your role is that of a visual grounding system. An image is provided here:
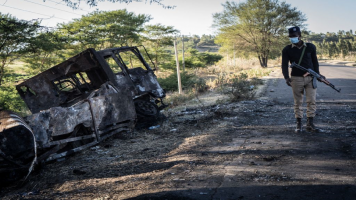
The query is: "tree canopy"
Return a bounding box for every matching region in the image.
[305,30,356,59]
[213,0,306,67]
[143,24,179,69]
[0,13,39,84]
[24,31,67,74]
[58,9,151,51]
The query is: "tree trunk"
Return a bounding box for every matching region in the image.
[258,55,268,68]
[262,57,268,68]
[155,53,159,71]
[155,43,160,71]
[0,62,5,86]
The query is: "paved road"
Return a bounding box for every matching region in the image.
[264,62,356,104]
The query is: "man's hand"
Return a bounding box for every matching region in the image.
[285,78,292,87]
[317,75,326,82]
[303,72,310,77]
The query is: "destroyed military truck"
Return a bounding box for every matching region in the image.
[0,46,166,185]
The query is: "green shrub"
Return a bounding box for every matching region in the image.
[199,52,223,65]
[0,85,28,115]
[216,72,264,102]
[165,58,205,70]
[228,73,255,101]
[159,62,176,71]
[158,72,207,92]
[181,58,201,69]
[158,50,223,71]
[165,91,196,107]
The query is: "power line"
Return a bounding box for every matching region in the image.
[45,0,90,13]
[0,4,71,21]
[22,0,82,16]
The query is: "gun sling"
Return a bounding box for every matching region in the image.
[298,45,317,89]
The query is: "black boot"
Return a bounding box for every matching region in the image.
[306,117,319,132]
[295,118,302,133]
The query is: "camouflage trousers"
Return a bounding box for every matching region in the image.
[290,76,317,118]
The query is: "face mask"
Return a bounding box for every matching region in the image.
[290,37,299,44]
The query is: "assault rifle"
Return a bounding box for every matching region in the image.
[290,62,341,93]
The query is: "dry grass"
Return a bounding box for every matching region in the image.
[161,58,277,108]
[6,61,27,75]
[164,90,197,107]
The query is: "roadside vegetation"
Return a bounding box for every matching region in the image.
[305,30,356,61]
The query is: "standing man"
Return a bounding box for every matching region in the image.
[281,26,320,133]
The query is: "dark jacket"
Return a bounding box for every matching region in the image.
[281,41,319,79]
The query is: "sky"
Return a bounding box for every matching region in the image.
[0,0,355,36]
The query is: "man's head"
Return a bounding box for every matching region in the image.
[288,26,301,44]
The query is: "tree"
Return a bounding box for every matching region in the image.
[192,35,201,47]
[143,24,178,70]
[0,13,39,85]
[58,9,151,52]
[198,34,216,46]
[213,0,306,67]
[337,39,349,58]
[181,48,223,69]
[327,42,338,58]
[23,31,67,74]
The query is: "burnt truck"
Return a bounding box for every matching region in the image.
[0,46,166,185]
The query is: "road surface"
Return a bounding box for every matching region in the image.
[264,62,356,104]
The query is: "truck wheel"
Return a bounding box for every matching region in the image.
[134,99,159,117]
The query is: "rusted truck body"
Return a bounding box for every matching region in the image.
[0,46,166,185]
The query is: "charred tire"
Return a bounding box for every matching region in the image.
[0,110,37,186]
[134,99,162,129]
[134,99,159,117]
[69,124,93,149]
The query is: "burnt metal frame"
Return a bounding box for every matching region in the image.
[16,46,165,115]
[97,46,153,85]
[97,46,155,71]
[97,46,166,102]
[16,48,114,113]
[26,82,136,163]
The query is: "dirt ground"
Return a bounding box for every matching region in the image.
[1,78,356,199]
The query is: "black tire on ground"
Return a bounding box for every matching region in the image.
[0,110,37,186]
[134,99,164,129]
[134,99,159,117]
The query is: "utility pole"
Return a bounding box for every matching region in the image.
[233,43,236,67]
[174,40,182,94]
[182,35,185,72]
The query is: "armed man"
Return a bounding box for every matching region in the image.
[281,26,320,133]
